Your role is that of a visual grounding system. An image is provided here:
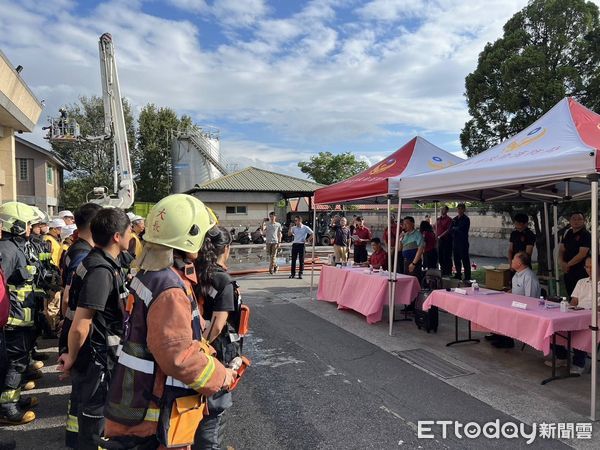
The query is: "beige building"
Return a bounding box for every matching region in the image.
[1,49,43,203]
[186,166,323,229]
[15,136,65,215]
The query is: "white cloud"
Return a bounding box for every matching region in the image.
[358,0,428,21]
[2,0,549,173]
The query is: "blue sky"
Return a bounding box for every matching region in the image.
[2,0,586,178]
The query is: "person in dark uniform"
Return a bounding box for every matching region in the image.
[194,226,240,449]
[559,212,591,296]
[451,203,471,280]
[0,202,40,425]
[58,208,131,450]
[508,213,536,263]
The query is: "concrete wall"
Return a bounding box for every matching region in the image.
[0,50,43,203]
[14,140,62,213]
[0,126,16,202]
[205,201,276,229]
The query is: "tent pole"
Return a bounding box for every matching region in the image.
[434,201,438,233]
[310,199,317,300]
[553,203,560,296]
[390,197,403,336]
[387,198,393,336]
[590,178,598,421]
[543,203,552,295]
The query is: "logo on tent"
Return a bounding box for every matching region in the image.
[427,156,454,170]
[369,158,396,175]
[503,127,547,153]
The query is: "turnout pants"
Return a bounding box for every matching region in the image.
[290,243,305,276]
[0,327,31,406]
[453,242,471,280]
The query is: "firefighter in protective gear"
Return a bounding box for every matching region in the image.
[0,202,40,425]
[104,194,236,450]
[44,218,66,268]
[126,212,144,262]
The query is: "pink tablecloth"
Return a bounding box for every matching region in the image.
[423,290,592,355]
[317,266,420,324]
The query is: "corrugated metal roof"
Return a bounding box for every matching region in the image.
[189,166,323,194]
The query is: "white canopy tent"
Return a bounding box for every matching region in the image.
[392,97,600,419]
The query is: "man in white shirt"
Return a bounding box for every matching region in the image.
[288,215,313,279]
[548,255,597,373]
[262,211,282,274]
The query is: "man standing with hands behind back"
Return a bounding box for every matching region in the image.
[452,203,471,281]
[436,206,453,276]
[559,212,591,296]
[263,211,282,274]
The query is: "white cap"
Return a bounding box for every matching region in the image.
[48,218,66,229]
[59,210,74,219]
[127,212,144,222]
[60,223,77,240]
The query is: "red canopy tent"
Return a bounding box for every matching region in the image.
[314,136,463,205]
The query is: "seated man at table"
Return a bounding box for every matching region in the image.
[511,251,541,298]
[368,238,388,270]
[488,252,541,348]
[548,255,599,374]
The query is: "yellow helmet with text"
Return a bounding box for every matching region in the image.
[143,194,217,252]
[0,202,39,235]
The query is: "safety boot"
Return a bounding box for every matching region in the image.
[0,402,35,425]
[21,381,36,391]
[29,360,44,370]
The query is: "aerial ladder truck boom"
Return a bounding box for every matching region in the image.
[46,33,134,209]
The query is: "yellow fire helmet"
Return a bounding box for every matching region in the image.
[143,194,217,252]
[0,201,39,235]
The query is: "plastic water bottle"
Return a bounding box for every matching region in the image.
[471,280,479,293]
[560,297,569,312]
[369,265,373,274]
[538,296,545,308]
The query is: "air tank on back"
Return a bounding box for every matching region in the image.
[171,126,226,193]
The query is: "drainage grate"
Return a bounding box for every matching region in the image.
[392,349,474,379]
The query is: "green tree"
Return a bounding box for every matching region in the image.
[51,96,136,207]
[460,0,600,275]
[298,151,369,185]
[461,0,600,156]
[136,104,192,201]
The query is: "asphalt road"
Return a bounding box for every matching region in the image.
[222,291,571,450]
[1,289,572,449]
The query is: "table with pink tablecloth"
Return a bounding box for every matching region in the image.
[423,290,592,356]
[317,265,421,324]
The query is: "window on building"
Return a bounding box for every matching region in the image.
[226,205,247,214]
[18,159,29,181]
[46,164,54,184]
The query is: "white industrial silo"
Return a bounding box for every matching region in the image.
[171,126,227,193]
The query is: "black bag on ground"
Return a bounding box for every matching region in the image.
[414,289,439,333]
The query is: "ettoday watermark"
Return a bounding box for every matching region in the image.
[417,420,593,444]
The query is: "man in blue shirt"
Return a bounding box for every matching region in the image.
[288,216,313,279]
[451,203,471,281]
